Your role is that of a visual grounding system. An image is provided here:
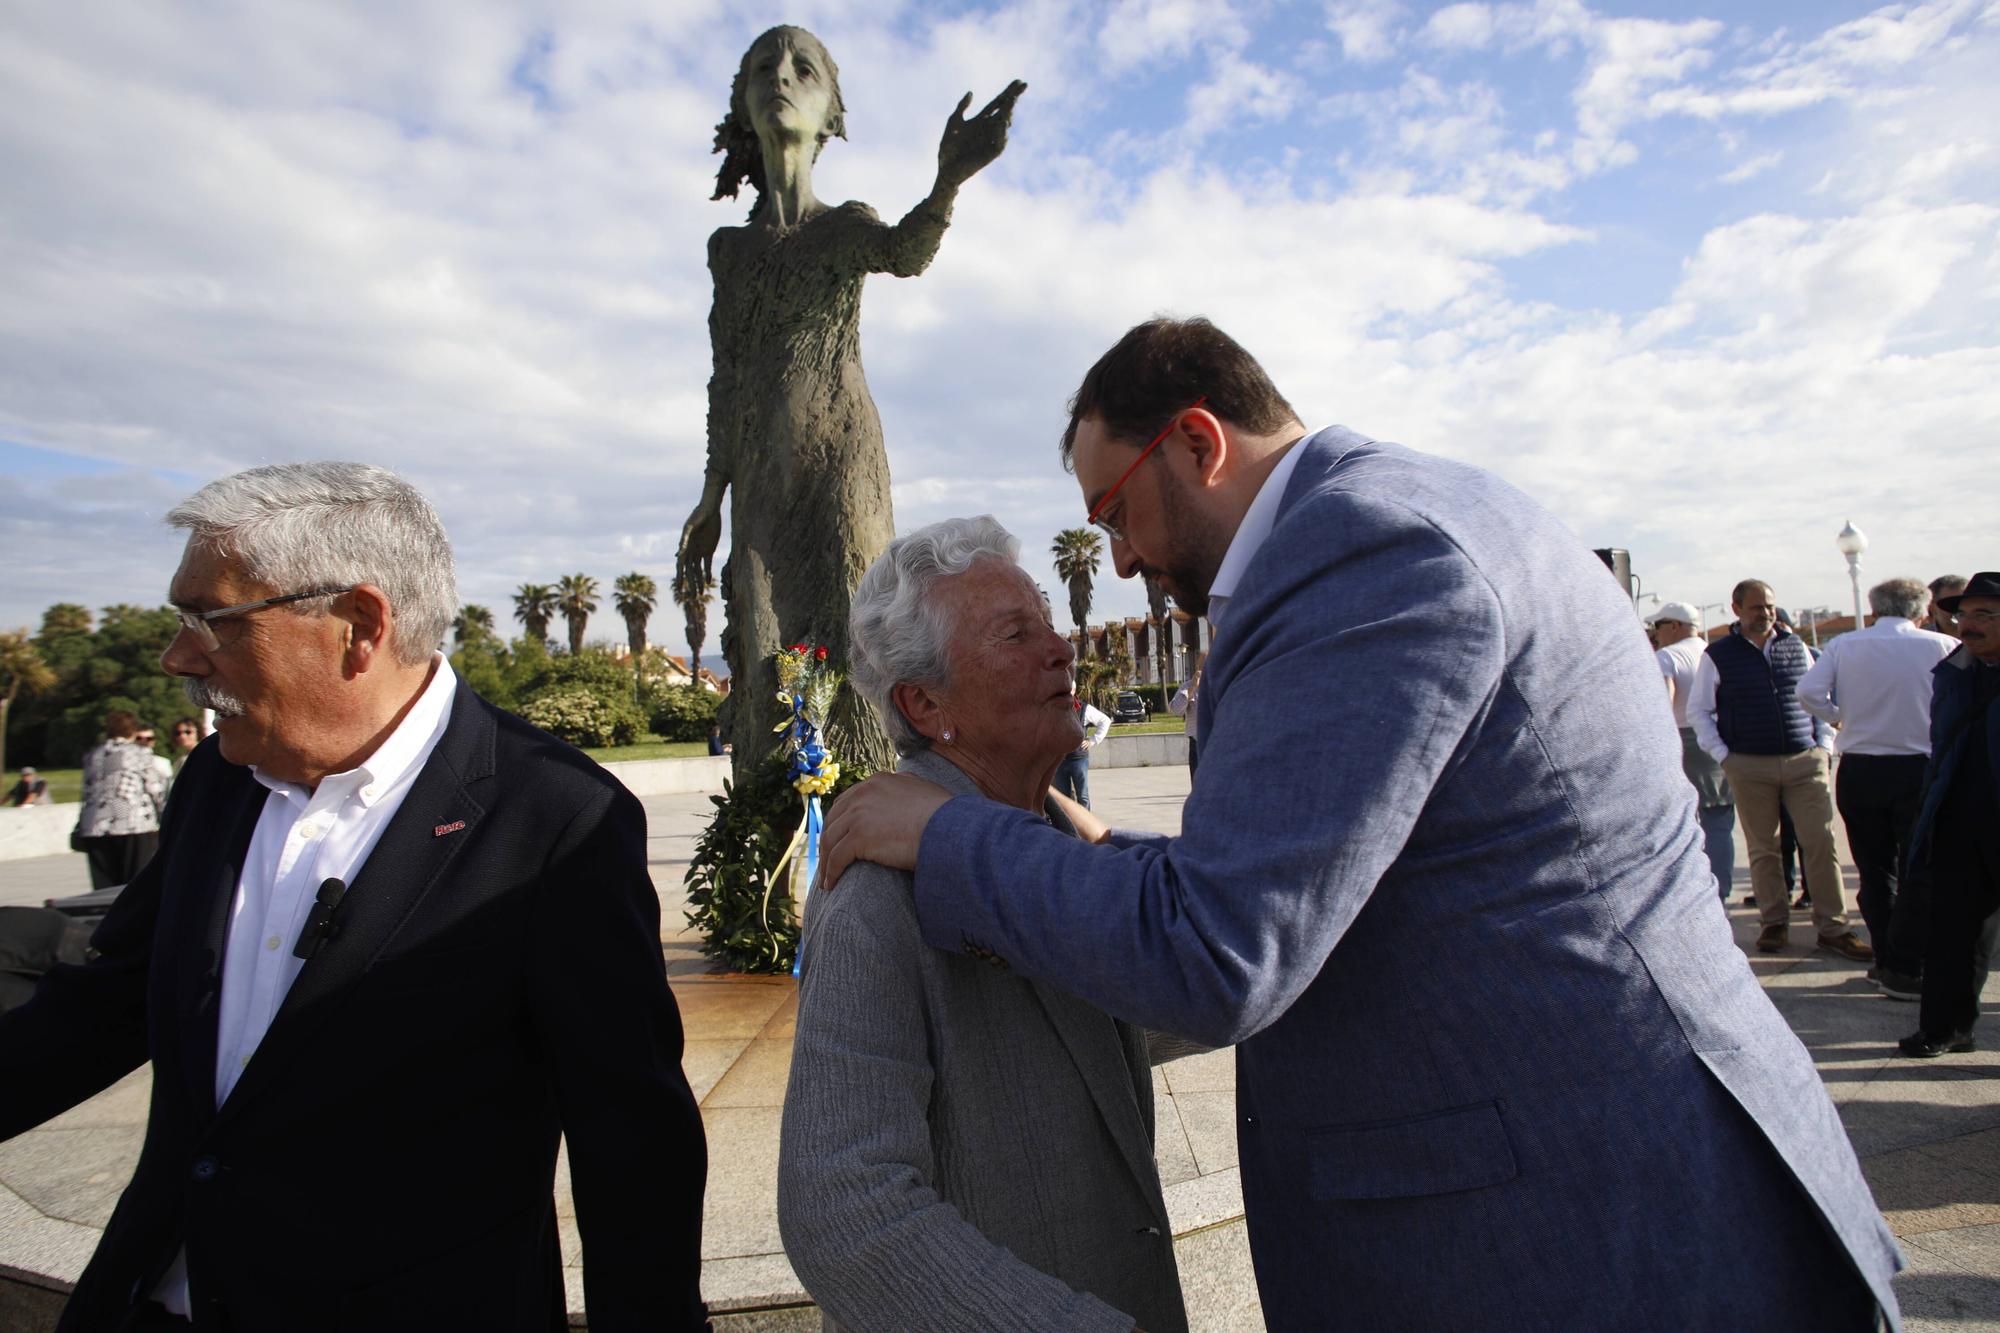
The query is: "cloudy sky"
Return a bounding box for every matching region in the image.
[3,0,1996,662]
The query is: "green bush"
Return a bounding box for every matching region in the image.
[650,684,721,742]
[521,648,638,700]
[683,754,869,973]
[518,688,646,749]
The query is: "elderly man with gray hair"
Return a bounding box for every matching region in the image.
[1799,577,1957,1000]
[0,462,708,1332]
[778,515,1188,1333]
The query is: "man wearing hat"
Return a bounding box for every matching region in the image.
[1649,602,1736,899]
[1899,571,2000,1056]
[5,767,48,807]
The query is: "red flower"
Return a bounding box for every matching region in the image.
[815,646,829,660]
[789,643,806,653]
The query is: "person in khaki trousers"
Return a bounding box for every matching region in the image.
[1688,579,1875,960]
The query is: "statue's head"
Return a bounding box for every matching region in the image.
[711,26,848,209]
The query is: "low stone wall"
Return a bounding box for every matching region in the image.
[0,804,75,863]
[1090,731,1191,769]
[0,742,1179,865]
[598,755,732,796]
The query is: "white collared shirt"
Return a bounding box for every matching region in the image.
[1203,434,1308,630]
[155,657,457,1315]
[1795,616,1956,755]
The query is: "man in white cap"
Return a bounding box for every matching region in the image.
[1650,603,1736,899]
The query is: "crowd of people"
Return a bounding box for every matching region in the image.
[0,318,1990,1331]
[1645,570,1995,1059]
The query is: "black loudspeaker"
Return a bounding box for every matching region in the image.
[1593,548,1632,599]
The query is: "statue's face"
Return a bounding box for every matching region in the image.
[743,33,834,145]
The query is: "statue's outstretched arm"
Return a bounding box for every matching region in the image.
[873,80,1026,278]
[679,256,733,589]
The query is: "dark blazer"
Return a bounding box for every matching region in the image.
[911,430,1902,1330]
[0,684,708,1331]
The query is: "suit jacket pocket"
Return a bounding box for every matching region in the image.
[1307,1099,1518,1200]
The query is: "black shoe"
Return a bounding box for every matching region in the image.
[1897,1030,1975,1058]
[1792,892,1812,912]
[1874,969,1922,1002]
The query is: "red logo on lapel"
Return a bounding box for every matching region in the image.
[433,820,467,837]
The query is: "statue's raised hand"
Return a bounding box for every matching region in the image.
[938,80,1026,188]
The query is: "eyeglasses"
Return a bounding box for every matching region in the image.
[176,587,355,652]
[1086,396,1205,544]
[1951,609,1999,626]
[134,735,155,745]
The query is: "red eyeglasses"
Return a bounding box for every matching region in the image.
[1086,396,1205,544]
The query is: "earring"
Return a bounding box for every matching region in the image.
[941,729,953,743]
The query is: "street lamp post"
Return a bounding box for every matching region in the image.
[1836,521,1868,633]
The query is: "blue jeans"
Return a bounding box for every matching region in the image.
[1700,804,1736,900]
[1054,751,1092,809]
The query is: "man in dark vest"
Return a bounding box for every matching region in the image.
[1690,578,1874,960]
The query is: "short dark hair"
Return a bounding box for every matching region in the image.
[102,710,137,739]
[1731,579,1772,606]
[1930,574,1967,598]
[1059,317,1300,471]
[174,716,200,731]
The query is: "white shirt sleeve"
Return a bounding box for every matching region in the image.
[1687,654,1728,764]
[1796,641,1841,727]
[1167,685,1193,717]
[1081,704,1112,745]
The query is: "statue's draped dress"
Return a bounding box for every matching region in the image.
[706,199,950,771]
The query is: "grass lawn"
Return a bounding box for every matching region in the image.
[580,737,712,763]
[1113,717,1186,736]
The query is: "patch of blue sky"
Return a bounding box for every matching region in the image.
[0,440,125,481]
[510,28,558,114]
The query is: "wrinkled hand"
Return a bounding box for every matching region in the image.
[816,772,953,890]
[676,490,722,589]
[938,80,1026,187]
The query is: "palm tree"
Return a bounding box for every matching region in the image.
[452,603,495,648]
[0,629,56,777]
[556,573,599,655]
[513,583,556,647]
[672,563,716,681]
[1051,528,1103,657]
[612,573,658,666]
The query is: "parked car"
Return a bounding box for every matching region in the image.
[1111,690,1150,725]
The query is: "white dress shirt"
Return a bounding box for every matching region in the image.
[154,657,457,1315]
[1795,616,1956,755]
[1687,632,1834,763]
[1204,435,1309,630]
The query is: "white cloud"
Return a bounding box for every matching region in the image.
[1183,54,1301,139]
[1324,0,1404,63]
[1096,0,1247,74]
[1717,150,1782,183]
[0,0,1995,652]
[1421,4,1498,50]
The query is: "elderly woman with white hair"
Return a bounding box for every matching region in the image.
[777,516,1189,1333]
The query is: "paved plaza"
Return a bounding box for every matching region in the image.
[1,765,1996,1329]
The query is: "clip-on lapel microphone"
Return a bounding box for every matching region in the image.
[292,877,348,961]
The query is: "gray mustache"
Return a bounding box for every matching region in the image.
[182,678,248,717]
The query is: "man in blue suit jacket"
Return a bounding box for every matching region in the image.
[820,317,1901,1329]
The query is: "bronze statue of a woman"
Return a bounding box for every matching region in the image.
[676,25,1024,775]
